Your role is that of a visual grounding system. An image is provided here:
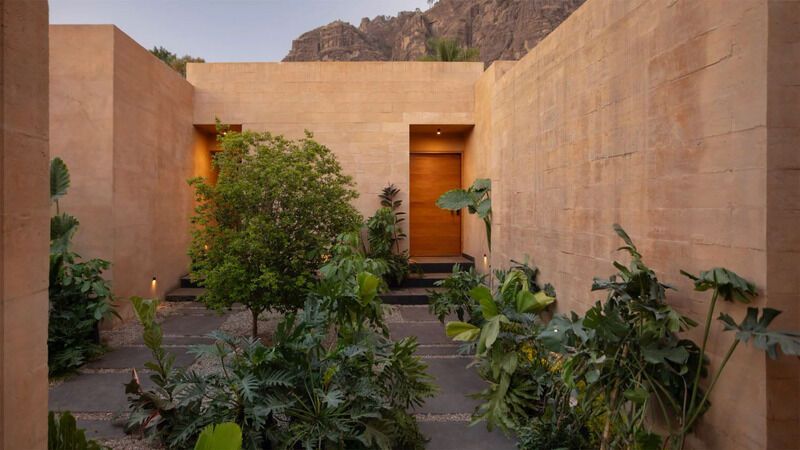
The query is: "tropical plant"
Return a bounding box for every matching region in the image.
[49,411,107,450]
[366,184,410,286]
[436,178,491,249]
[445,262,555,431]
[428,264,486,323]
[194,423,242,450]
[673,268,800,448]
[538,225,800,449]
[419,37,480,62]
[150,46,205,77]
[126,272,435,449]
[188,129,361,337]
[48,157,116,376]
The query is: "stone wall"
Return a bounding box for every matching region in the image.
[477,0,797,447]
[0,0,49,448]
[50,26,195,320]
[188,62,484,221]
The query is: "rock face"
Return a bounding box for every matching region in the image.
[283,0,586,64]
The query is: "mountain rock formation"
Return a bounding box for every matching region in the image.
[283,0,586,64]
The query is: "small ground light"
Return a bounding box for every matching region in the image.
[436,128,442,135]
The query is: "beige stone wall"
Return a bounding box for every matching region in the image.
[188,62,484,222]
[478,0,796,448]
[765,1,800,447]
[0,0,49,448]
[50,26,195,320]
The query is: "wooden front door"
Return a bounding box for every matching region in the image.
[410,153,461,256]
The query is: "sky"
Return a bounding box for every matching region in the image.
[49,0,432,62]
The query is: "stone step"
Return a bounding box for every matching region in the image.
[402,272,450,288]
[410,256,474,274]
[380,287,434,305]
[180,274,201,289]
[416,358,485,415]
[165,287,205,302]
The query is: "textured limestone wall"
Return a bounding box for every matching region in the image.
[479,0,796,448]
[188,62,484,220]
[0,0,49,448]
[765,1,800,447]
[50,26,195,320]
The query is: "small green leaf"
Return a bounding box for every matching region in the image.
[445,321,480,341]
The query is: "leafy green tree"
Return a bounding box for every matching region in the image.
[150,46,205,77]
[188,130,361,337]
[419,37,480,62]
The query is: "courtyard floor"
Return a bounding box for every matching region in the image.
[48,302,514,450]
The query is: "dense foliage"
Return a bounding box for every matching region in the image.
[419,37,480,62]
[150,46,205,77]
[188,130,361,336]
[48,158,116,376]
[365,184,409,286]
[126,246,434,450]
[428,264,486,323]
[439,225,800,449]
[444,261,556,431]
[49,411,106,450]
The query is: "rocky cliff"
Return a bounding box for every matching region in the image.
[283,0,586,64]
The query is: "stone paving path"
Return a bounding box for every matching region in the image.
[388,305,516,450]
[48,302,514,449]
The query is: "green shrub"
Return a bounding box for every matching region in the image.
[126,270,435,449]
[444,261,555,432]
[428,264,486,323]
[537,225,800,449]
[49,411,106,450]
[48,157,116,376]
[366,184,409,286]
[188,129,361,337]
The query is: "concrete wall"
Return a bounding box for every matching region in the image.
[476,0,797,448]
[188,62,484,219]
[0,0,49,448]
[50,25,195,320]
[765,1,800,447]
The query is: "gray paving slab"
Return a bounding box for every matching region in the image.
[418,421,516,450]
[161,335,215,346]
[416,344,463,356]
[418,358,485,414]
[84,346,196,369]
[76,419,127,440]
[158,313,227,336]
[389,322,451,345]
[50,373,153,413]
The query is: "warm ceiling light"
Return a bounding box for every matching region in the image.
[436,128,442,135]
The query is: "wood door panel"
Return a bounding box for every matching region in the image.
[410,153,461,256]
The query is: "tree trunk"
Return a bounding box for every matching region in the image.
[251,308,259,338]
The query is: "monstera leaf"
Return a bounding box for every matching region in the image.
[682,267,757,303]
[194,422,242,450]
[719,307,800,359]
[50,157,71,204]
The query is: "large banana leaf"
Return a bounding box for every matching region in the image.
[194,422,242,450]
